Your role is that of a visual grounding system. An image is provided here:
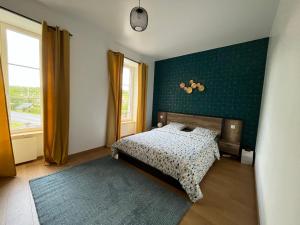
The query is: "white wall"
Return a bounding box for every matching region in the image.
[255,0,300,224]
[0,0,156,155]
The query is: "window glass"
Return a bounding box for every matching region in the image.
[6,29,41,131]
[8,65,40,87]
[6,29,40,68]
[121,67,132,121]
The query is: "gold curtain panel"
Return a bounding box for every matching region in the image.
[106,50,124,147]
[136,63,148,133]
[0,58,16,177]
[42,21,70,165]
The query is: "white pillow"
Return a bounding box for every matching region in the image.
[191,127,218,139]
[160,122,186,131]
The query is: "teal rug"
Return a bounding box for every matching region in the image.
[29,156,191,225]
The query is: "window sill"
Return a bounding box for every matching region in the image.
[11,131,43,139]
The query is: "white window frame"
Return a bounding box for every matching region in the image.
[0,22,43,134]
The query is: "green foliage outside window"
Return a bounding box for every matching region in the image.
[121,90,129,115]
[9,86,41,115]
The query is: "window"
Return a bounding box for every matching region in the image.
[121,66,134,121]
[1,25,42,133]
[121,59,138,122]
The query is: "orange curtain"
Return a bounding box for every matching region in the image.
[136,63,148,133]
[0,58,16,177]
[106,50,124,147]
[42,21,70,165]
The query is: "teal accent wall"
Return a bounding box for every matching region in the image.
[152,38,269,150]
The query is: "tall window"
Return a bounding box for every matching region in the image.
[121,66,134,121]
[121,59,138,122]
[1,26,42,133]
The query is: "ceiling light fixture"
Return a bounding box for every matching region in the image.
[130,0,148,32]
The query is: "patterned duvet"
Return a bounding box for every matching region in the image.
[111,128,220,202]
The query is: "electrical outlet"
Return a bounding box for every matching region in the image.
[230,124,236,129]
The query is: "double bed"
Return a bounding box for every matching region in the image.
[112,112,223,202]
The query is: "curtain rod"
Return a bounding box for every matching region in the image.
[0,5,73,36]
[125,57,140,64]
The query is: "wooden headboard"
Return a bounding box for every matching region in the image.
[165,112,223,134]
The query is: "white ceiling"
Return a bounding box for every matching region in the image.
[35,0,279,60]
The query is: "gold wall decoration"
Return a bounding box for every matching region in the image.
[179,80,205,94]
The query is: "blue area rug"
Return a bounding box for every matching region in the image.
[30,156,191,225]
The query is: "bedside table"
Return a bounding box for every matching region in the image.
[219,119,243,157]
[218,139,240,156]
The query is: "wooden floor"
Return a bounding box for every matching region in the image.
[0,147,258,225]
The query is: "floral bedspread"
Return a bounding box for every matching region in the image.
[111,128,220,202]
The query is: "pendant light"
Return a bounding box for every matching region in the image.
[130,0,148,32]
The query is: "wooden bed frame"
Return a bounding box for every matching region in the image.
[118,150,184,190]
[166,112,223,134]
[118,112,223,191]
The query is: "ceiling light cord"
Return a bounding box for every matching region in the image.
[139,0,140,8]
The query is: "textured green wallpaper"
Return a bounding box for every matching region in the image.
[152,38,269,149]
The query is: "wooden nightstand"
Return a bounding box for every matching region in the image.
[218,139,240,156]
[219,119,243,157]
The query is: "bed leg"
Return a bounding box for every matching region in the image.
[113,153,119,160]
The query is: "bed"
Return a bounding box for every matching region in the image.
[112,112,223,202]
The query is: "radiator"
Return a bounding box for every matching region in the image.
[12,135,39,164]
[121,122,136,137]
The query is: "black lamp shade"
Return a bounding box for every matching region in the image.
[130,7,148,32]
